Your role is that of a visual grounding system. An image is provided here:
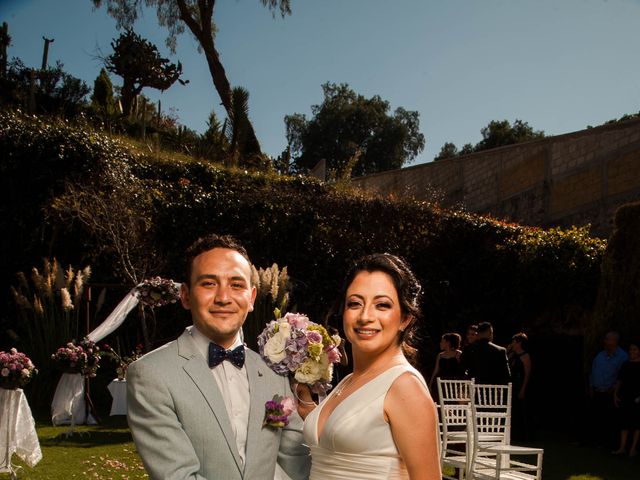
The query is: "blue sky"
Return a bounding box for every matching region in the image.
[1,0,640,165]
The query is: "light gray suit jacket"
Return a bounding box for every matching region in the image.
[127,329,310,480]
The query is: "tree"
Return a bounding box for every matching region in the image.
[2,58,90,116]
[198,109,228,162]
[434,119,544,161]
[105,30,184,116]
[285,82,425,177]
[477,119,544,151]
[91,67,115,117]
[225,86,262,168]
[92,0,292,157]
[434,142,458,161]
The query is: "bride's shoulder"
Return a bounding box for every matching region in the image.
[387,366,430,397]
[383,368,434,422]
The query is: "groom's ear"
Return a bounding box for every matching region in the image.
[248,285,257,312]
[180,283,191,310]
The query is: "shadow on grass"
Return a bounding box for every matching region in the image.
[40,429,134,447]
[526,430,638,480]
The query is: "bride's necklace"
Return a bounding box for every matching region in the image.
[334,361,399,397]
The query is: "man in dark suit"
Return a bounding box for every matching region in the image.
[461,322,511,385]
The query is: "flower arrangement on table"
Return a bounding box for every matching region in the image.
[0,348,38,390]
[258,310,342,395]
[51,338,101,377]
[101,344,143,380]
[135,276,180,308]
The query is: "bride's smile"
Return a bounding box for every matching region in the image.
[343,271,411,356]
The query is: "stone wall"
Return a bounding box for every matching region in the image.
[351,119,640,237]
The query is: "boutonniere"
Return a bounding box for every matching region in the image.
[263,395,295,429]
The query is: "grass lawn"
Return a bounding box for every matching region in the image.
[1,414,146,480]
[524,430,639,480]
[2,415,639,479]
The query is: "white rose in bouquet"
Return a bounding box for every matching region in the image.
[294,357,324,385]
[263,322,290,363]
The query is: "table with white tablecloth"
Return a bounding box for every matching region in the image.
[107,379,127,416]
[0,388,42,477]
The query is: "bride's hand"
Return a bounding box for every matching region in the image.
[293,382,317,419]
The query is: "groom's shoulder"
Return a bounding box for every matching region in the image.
[130,338,179,372]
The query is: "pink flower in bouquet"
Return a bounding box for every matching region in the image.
[325,345,341,363]
[284,312,310,329]
[306,330,322,344]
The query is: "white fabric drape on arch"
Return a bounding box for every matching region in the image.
[51,283,181,425]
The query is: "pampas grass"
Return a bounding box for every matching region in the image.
[11,258,90,404]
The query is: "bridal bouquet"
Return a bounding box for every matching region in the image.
[0,348,38,390]
[258,311,342,394]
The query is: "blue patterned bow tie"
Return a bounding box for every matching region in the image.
[208,343,245,369]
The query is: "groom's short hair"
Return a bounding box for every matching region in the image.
[185,233,252,284]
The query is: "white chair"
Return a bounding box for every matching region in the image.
[472,383,513,445]
[437,379,474,479]
[468,385,543,480]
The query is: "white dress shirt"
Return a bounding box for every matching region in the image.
[188,326,250,467]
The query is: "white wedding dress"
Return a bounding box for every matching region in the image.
[303,364,428,479]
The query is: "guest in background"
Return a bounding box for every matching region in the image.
[429,333,464,390]
[613,340,640,457]
[589,331,628,448]
[509,333,532,440]
[464,324,478,349]
[460,322,511,385]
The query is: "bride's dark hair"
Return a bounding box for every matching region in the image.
[327,253,423,362]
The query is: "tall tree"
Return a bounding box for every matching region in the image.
[91,67,115,117]
[224,86,262,168]
[285,82,425,177]
[92,0,292,156]
[105,30,183,116]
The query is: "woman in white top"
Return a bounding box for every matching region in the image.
[300,253,441,480]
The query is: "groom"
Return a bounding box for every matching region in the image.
[127,234,310,480]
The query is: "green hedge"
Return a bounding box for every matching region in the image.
[0,110,607,370]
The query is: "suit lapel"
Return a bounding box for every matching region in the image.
[243,350,273,475]
[177,331,243,475]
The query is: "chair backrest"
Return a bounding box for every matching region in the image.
[437,378,474,405]
[473,382,512,410]
[471,409,509,440]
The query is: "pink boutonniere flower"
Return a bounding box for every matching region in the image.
[263,395,295,429]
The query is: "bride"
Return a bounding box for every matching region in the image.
[300,253,441,480]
